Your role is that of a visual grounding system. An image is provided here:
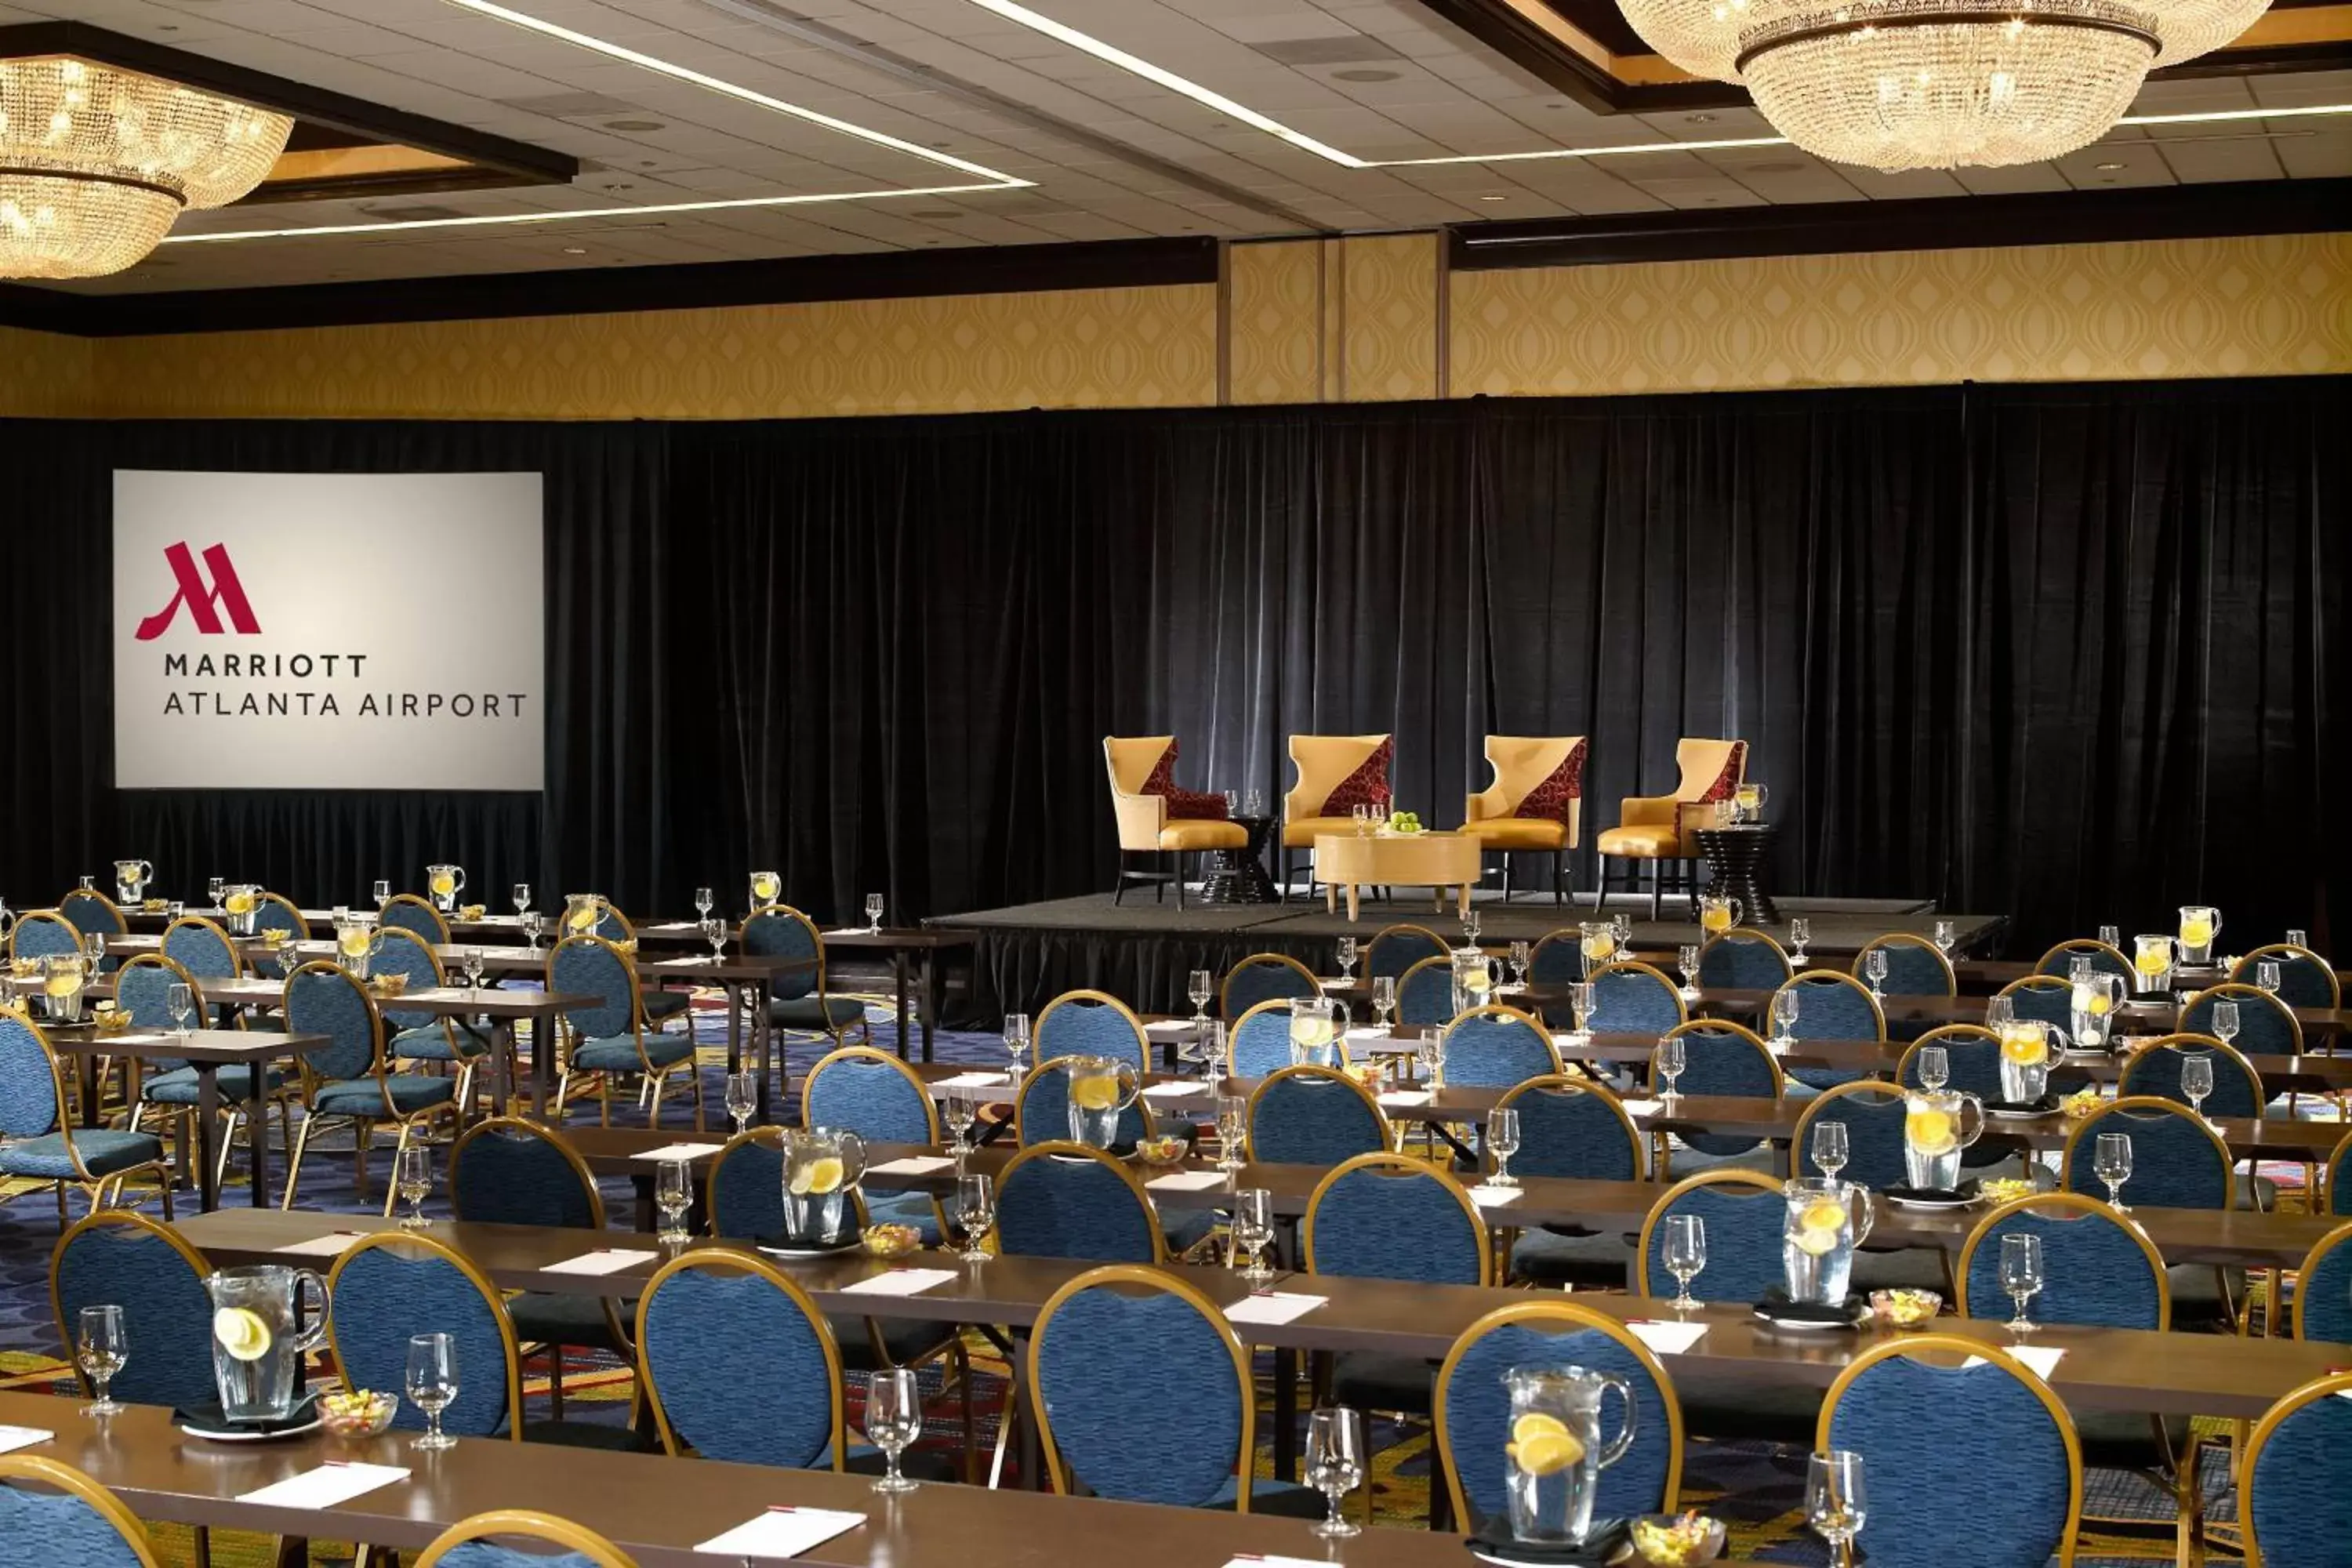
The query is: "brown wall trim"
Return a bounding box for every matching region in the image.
[1449,179,2352,271]
[0,237,1223,339]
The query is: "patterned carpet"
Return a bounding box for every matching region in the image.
[0,980,2257,1565]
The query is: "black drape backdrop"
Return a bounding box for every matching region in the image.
[2,375,2341,953]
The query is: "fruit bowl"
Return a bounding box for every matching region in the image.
[1132,1135,1190,1167]
[1630,1511,1727,1565]
[1978,1176,2038,1206]
[141,898,169,913]
[2060,1088,2105,1120]
[862,1224,922,1259]
[321,1389,397,1438]
[459,904,487,922]
[1870,1288,1943,1329]
[368,973,409,998]
[89,1004,132,1036]
[257,927,292,948]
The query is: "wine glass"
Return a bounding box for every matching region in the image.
[1661,1214,1706,1312]
[1807,1450,1867,1568]
[1463,906,1483,947]
[1351,802,1370,837]
[1304,1406,1366,1538]
[945,1091,978,1156]
[693,886,713,921]
[1611,912,1632,951]
[2210,1001,2241,1047]
[1371,975,1396,1029]
[76,1304,126,1417]
[85,931,107,976]
[521,911,545,953]
[1335,937,1358,984]
[1933,918,1956,956]
[1567,982,1595,1036]
[1653,1034,1686,1103]
[1864,948,1890,998]
[461,948,485,990]
[2094,1131,2132,1210]
[702,918,728,966]
[1414,1030,1442,1090]
[2286,927,2307,950]
[1003,1013,1031,1087]
[1187,968,1213,1025]
[371,879,390,911]
[1245,789,1265,817]
[865,893,885,934]
[1486,1106,1520,1187]
[167,981,194,1040]
[1508,940,1530,987]
[952,1173,995,1263]
[1677,943,1701,999]
[394,1144,432,1229]
[513,884,532,919]
[1916,1044,1949,1093]
[1770,989,1800,1046]
[655,1158,692,1244]
[867,1368,923,1493]
[1215,1095,1248,1171]
[209,876,226,911]
[1811,1120,1849,1181]
[405,1333,459,1450]
[2000,1232,2043,1333]
[1985,995,2015,1029]
[1233,1188,1276,1283]
[1788,919,1812,966]
[2097,924,2121,949]
[2180,1054,2216,1120]
[2256,960,2281,996]
[724,1070,757,1135]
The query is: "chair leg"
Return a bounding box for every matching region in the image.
[692,1062,707,1133]
[1552,850,1566,907]
[1174,851,1186,911]
[1498,853,1512,902]
[281,1112,317,1211]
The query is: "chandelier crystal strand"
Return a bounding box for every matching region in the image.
[2143,0,2270,62]
[1737,0,2161,170]
[1615,0,1762,80]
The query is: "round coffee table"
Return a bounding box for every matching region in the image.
[1314,829,1481,924]
[1694,823,1780,924]
[1199,813,1279,905]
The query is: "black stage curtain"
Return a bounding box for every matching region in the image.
[3,376,2342,954]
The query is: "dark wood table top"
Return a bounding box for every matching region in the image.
[171,1209,2348,1420]
[39,1026,325,1065]
[833,926,979,951]
[87,972,602,1019]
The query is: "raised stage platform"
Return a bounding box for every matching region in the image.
[935,891,2008,1024]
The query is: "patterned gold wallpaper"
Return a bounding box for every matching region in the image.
[1229,239,1327,405]
[1341,233,1441,403]
[91,285,1218,420]
[1451,233,2352,394]
[1229,233,1443,405]
[0,324,98,417]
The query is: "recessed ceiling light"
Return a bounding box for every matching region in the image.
[2094,161,2125,170]
[561,246,588,254]
[1478,194,1506,201]
[908,209,964,219]
[605,119,666,132]
[1333,69,1399,82]
[1686,114,1715,125]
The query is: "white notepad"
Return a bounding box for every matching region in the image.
[1619,1098,1664,1116]
[1343,1025,1392,1042]
[839,1268,957,1297]
[1143,1020,1198,1039]
[1626,1319,1709,1356]
[238,1462,410,1509]
[542,1248,658,1276]
[869,1156,956,1176]
[1141,1082,1205,1100]
[931,1072,1006,1091]
[1965,1345,2065,1379]
[0,1426,51,1456]
[1377,1089,1432,1107]
[1470,1185,1520,1207]
[1222,1292,1327,1326]
[275,1231,367,1258]
[696,1505,866,1558]
[1147,1170,1228,1191]
[634,1143,724,1162]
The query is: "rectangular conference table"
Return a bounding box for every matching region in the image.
[815,925,976,1062]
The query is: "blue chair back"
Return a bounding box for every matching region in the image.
[710,1132,786,1239]
[161,918,240,995]
[114,956,194,1071]
[1587,964,1685,1034]
[2063,1099,2232,1210]
[803,1049,938,1145]
[1220,955,1317,1022]
[12,913,84,964]
[1960,1199,2164,1330]
[998,1145,1163,1263]
[0,1013,63,1141]
[549,937,635,1043]
[739,908,821,1001]
[2037,940,2132,984]
[1035,993,1147,1073]
[1856,936,1953,996]
[1229,1001,1295,1079]
[450,1120,601,1229]
[283,963,380,1084]
[2118,1038,2263,1120]
[58,891,125,940]
[1305,1156,1486,1284]
[373,928,448,1036]
[2183,985,2300,1058]
[1778,972,1884,1090]
[52,1214,217,1410]
[0,1463,151,1568]
[1826,1342,2076,1568]
[1441,1008,1559,1089]
[1367,926,1448,981]
[1898,1027,2002,1097]
[1639,1175,1783,1301]
[2294,1225,2352,1343]
[2002,977,2074,1032]
[1667,1022,1782,1156]
[1016,1058,1152,1149]
[2245,1375,2352,1568]
[638,1256,840,1468]
[1247,1068,1389,1166]
[2234,946,2338,1009]
[1438,1310,1677,1529]
[379,896,449,946]
[328,1237,515,1438]
[1396,957,1454,1027]
[249,895,305,978]
[1495,1079,1639,1181]
[1033,1272,1249,1508]
[1527,931,1584,988]
[1697,931,1791,989]
[1795,1085,1907,1189]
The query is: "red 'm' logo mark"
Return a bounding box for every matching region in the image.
[135,542,262,641]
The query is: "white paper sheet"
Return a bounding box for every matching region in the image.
[1141,1082,1206,1100]
[0,1426,51,1456]
[868,1156,956,1176]
[839,1268,958,1297]
[1218,1556,1331,1568]
[1147,1171,1229,1191]
[237,1462,411,1509]
[275,1231,368,1258]
[1619,1098,1664,1116]
[1377,1089,1432,1107]
[1221,1292,1327,1326]
[542,1248,658,1276]
[1626,1319,1709,1356]
[696,1507,867,1559]
[633,1143,724,1162]
[1965,1345,2064,1379]
[1343,1025,1392,1042]
[1469,1186,1520,1207]
[931,1072,1007,1091]
[1142,1020,1198,1039]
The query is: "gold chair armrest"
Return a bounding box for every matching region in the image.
[1464,788,1506,824]
[1619,795,1678,828]
[1111,790,1167,851]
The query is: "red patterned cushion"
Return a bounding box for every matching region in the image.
[1696,741,1748,803]
[1139,739,1228,820]
[1320,737,1395,815]
[1515,739,1588,824]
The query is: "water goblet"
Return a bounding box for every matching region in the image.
[2256,960,2281,996]
[76,1304,126,1416]
[1508,940,1530,986]
[167,981,194,1040]
[1464,907,1483,946]
[1003,1013,1031,1086]
[1371,975,1396,1029]
[1933,918,1956,955]
[513,884,532,918]
[1985,994,2015,1029]
[1811,1120,1849,1181]
[702,918,727,966]
[945,1091,978,1156]
[655,1158,692,1244]
[1770,988,1801,1047]
[2180,1054,2216,1121]
[1611,911,1632,950]
[405,1333,459,1450]
[1864,947,1889,998]
[394,1144,433,1229]
[1677,943,1701,1000]
[1807,1451,1867,1568]
[460,947,485,990]
[371,879,389,911]
[1215,1095,1248,1171]
[1567,982,1595,1036]
[2000,1232,2043,1333]
[1485,1106,1520,1187]
[1653,1033,1686,1103]
[2097,924,2121,949]
[1916,1044,1949,1093]
[1335,936,1358,984]
[521,911,545,952]
[693,886,713,921]
[724,1070,757,1134]
[2094,1131,2132,1210]
[953,1173,996,1263]
[867,1368,923,1493]
[2211,1000,2241,1047]
[1661,1213,1706,1312]
[1304,1406,1367,1537]
[209,877,226,910]
[865,892,885,934]
[1233,1188,1276,1283]
[2286,928,2307,950]
[1187,968,1214,1025]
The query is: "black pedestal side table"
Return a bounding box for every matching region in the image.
[1694,823,1780,925]
[1200,814,1280,905]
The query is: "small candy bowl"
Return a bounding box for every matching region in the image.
[141,898,169,913]
[862,1224,922,1260]
[320,1389,398,1438]
[459,904,487,922]
[2060,1088,2105,1121]
[1870,1288,1943,1330]
[89,1003,132,1037]
[1132,1135,1190,1168]
[368,972,410,999]
[1630,1512,1728,1565]
[1978,1176,2038,1207]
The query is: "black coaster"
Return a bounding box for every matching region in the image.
[754,1232,862,1258]
[1465,1515,1630,1566]
[172,1392,321,1442]
[1751,1288,1870,1330]
[1984,1094,2061,1116]
[1881,1178,1983,1208]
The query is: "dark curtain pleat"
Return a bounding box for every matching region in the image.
[2,376,2342,955]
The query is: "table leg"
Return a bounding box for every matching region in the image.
[1272,1345,1300,1482]
[920,953,940,1064]
[1345,884,1360,923]
[752,981,775,1122]
[194,1065,220,1213]
[1324,883,1336,915]
[531,1011,556,1120]
[892,954,913,1061]
[488,1019,513,1117]
[1457,883,1471,919]
[245,1072,270,1208]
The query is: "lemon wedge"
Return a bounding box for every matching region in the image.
[338,929,371,958]
[1069,1076,1122,1112]
[1291,1017,1335,1047]
[1907,1108,1958,1153]
[213,1306,273,1362]
[2000,1031,2048,1065]
[2087,993,2112,1016]
[223,891,255,916]
[1508,1428,1587,1478]
[429,873,456,897]
[1512,1412,1570,1446]
[788,1156,846,1196]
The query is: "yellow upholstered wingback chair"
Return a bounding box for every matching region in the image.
[1593,738,1747,919]
[1104,735,1247,909]
[1279,733,1394,899]
[1462,735,1586,906]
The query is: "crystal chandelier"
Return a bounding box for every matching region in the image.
[1613,0,2272,169]
[0,55,292,279]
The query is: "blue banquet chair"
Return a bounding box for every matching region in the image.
[636,1250,851,1469]
[2241,1372,2352,1568]
[2181,983,2301,1060]
[280,960,459,1211]
[1246,1065,1392,1167]
[1636,1171,1817,1443]
[1657,1020,1785,1178]
[1494,1077,1643,1287]
[743,905,867,1049]
[1035,989,1149,1073]
[1228,999,1299,1078]
[1772,971,1886,1090]
[1396,955,1455,1028]
[1696,929,1792,990]
[0,1011,171,1221]
[2118,1033,2264,1120]
[2230,942,2339,1008]
[803,1046,946,1242]
[1853,932,1955,996]
[547,935,703,1131]
[2062,1095,2244,1332]
[415,1510,635,1568]
[1439,1004,1560,1089]
[2291,1221,2352,1344]
[0,1457,161,1568]
[377,926,493,1112]
[1585,960,1687,1034]
[996,1142,1167,1264]
[2036,938,2133,984]
[49,1210,216,1412]
[380,893,450,946]
[1218,952,1319,1022]
[1367,923,1448,980]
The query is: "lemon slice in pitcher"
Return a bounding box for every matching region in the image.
[1069,1077,1122,1112]
[1508,1428,1588,1478]
[788,1156,847,1196]
[213,1307,273,1362]
[338,928,372,959]
[1907,1107,1958,1154]
[223,891,256,916]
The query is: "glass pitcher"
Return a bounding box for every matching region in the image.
[1903,1088,1985,1192]
[1450,946,1500,1017]
[205,1265,330,1422]
[1577,921,1617,979]
[333,916,385,979]
[2132,934,2175,995]
[1288,996,1348,1068]
[221,884,260,937]
[748,869,782,911]
[781,1127,867,1245]
[563,892,610,938]
[42,953,84,1024]
[425,864,466,913]
[2176,906,2220,967]
[1065,1055,1141,1148]
[1783,1177,1874,1306]
[1996,1019,2063,1103]
[113,858,153,906]
[1699,894,1742,937]
[2070,971,2122,1050]
[1502,1364,1637,1546]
